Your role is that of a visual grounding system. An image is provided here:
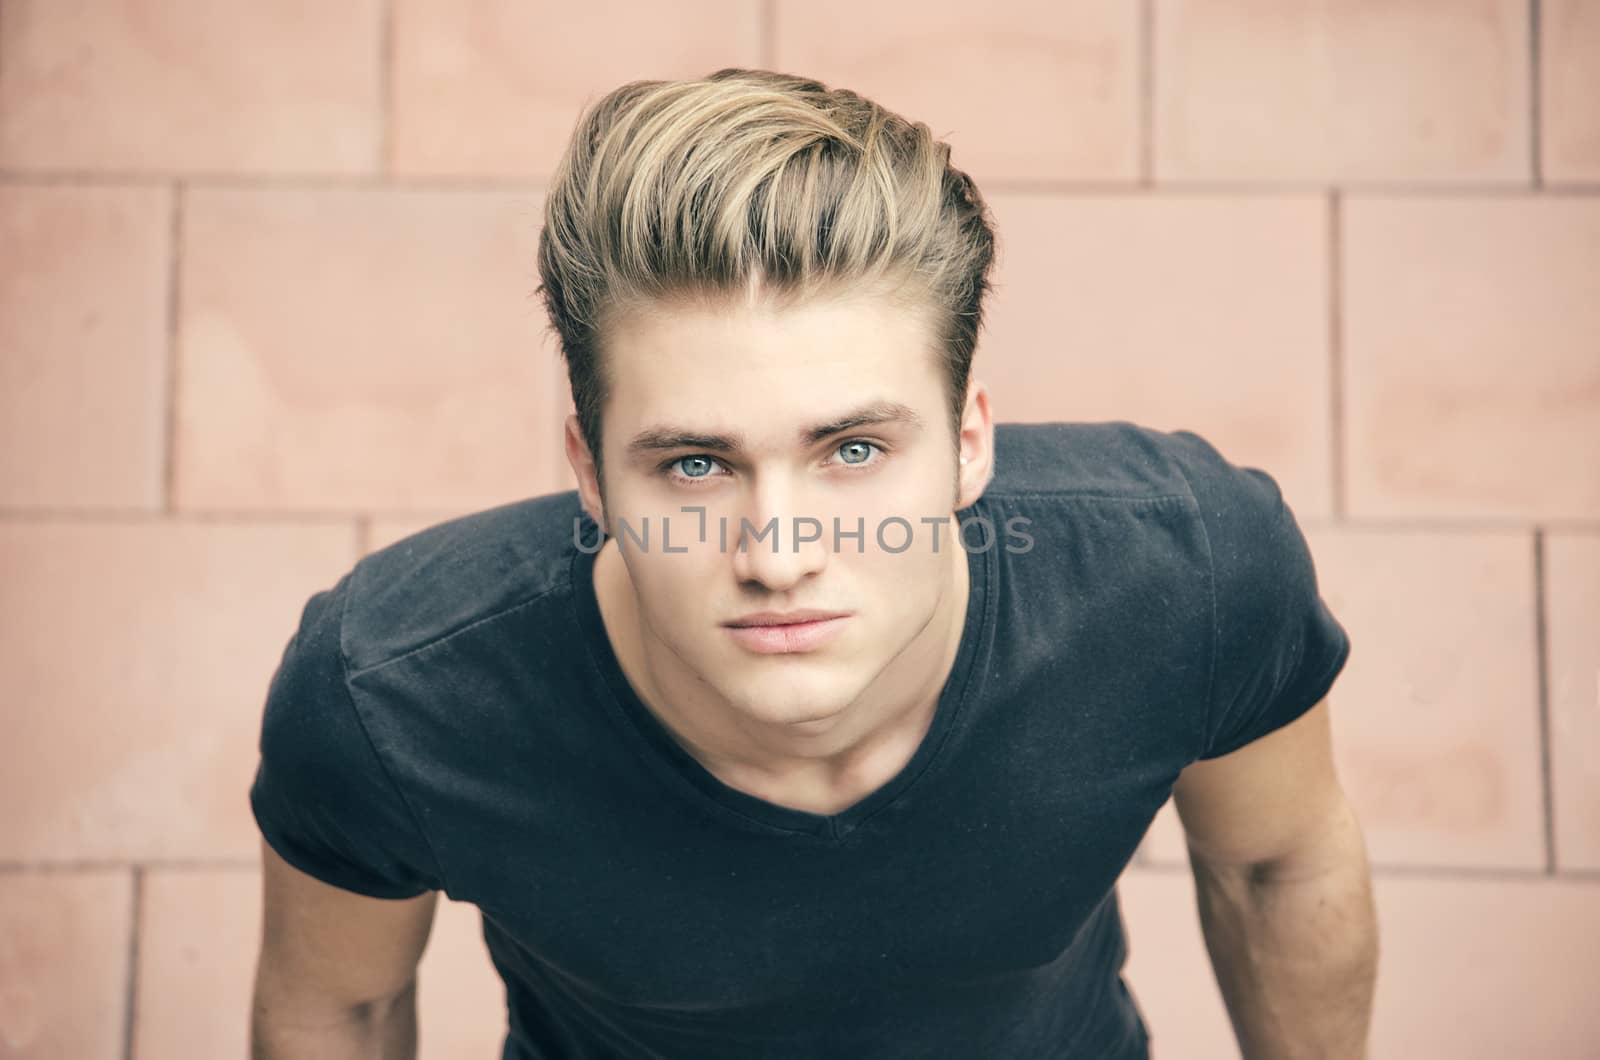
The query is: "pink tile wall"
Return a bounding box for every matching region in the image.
[174,186,562,511]
[0,185,170,508]
[979,192,1334,516]
[1542,0,1600,182]
[0,1,384,175]
[390,0,763,176]
[1343,195,1600,521]
[1,2,1595,1057]
[1154,0,1531,183]
[775,0,1142,184]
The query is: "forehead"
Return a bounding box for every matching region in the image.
[598,291,946,448]
[612,284,933,352]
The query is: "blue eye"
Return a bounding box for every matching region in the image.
[659,454,729,485]
[659,439,886,485]
[673,455,716,479]
[837,440,877,465]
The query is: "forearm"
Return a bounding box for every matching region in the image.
[1189,799,1379,1059]
[251,977,420,1060]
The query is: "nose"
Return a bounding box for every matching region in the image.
[728,476,830,591]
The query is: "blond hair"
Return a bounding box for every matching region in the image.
[534,67,997,490]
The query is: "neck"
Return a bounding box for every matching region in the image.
[592,532,972,809]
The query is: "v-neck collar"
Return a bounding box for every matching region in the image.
[568,494,997,841]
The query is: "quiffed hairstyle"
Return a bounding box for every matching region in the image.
[534,67,998,495]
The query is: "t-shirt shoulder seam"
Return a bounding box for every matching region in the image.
[982,488,1191,504]
[336,578,450,895]
[1164,451,1219,764]
[345,578,570,681]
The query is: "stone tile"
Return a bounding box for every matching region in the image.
[1136,795,1187,867]
[416,895,509,1060]
[0,184,169,509]
[981,192,1333,518]
[1119,867,1600,1058]
[174,187,565,512]
[1546,532,1600,871]
[1541,0,1600,182]
[0,520,355,861]
[1118,867,1235,1058]
[776,0,1140,183]
[0,869,131,1059]
[1154,0,1530,182]
[1367,874,1600,1056]
[1343,195,1600,521]
[1284,527,1545,869]
[135,867,504,1059]
[390,0,761,175]
[0,0,382,174]
[134,868,258,1060]
[1140,526,1545,870]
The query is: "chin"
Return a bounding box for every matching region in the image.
[726,672,860,723]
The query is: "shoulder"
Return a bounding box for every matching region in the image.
[253,567,448,897]
[1153,428,1310,606]
[1154,428,1292,537]
[982,420,1313,653]
[986,420,1201,501]
[987,420,1299,557]
[978,421,1233,582]
[341,489,588,673]
[1153,432,1349,761]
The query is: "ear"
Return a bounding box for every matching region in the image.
[564,414,606,531]
[954,377,996,508]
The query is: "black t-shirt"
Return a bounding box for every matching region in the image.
[250,420,1351,1060]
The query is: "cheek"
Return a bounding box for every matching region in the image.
[887,465,963,531]
[855,549,948,623]
[818,495,948,562]
[632,552,722,623]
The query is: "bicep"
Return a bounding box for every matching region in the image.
[255,836,440,1019]
[1171,697,1349,869]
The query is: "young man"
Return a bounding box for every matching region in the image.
[249,69,1378,1059]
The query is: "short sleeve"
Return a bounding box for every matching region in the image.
[1168,430,1353,762]
[249,574,445,899]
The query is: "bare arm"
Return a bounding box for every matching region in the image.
[1173,699,1380,1058]
[252,837,440,1060]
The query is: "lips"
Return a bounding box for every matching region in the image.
[724,609,851,628]
[722,612,852,654]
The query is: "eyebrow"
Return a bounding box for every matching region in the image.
[624,400,926,457]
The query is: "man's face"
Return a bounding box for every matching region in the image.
[574,287,983,730]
